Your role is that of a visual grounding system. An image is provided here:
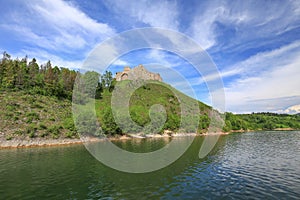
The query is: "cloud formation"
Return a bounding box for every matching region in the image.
[0,0,299,113]
[1,0,115,58]
[224,41,300,113]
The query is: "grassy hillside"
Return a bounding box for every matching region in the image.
[2,83,300,142]
[1,84,300,141]
[0,89,77,140]
[95,80,213,135]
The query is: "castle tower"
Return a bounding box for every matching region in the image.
[115,65,162,82]
[123,66,130,72]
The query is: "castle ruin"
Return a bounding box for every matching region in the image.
[115,65,162,82]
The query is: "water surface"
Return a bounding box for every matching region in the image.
[0,131,299,199]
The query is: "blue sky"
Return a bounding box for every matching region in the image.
[0,0,300,113]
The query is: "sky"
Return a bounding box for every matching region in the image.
[0,0,299,114]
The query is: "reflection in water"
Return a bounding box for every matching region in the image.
[112,137,173,153]
[85,136,195,173]
[0,131,300,199]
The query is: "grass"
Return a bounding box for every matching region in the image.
[0,90,78,139]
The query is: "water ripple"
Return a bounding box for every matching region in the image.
[0,131,299,199]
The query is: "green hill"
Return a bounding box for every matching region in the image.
[94,80,213,136]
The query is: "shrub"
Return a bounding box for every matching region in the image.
[14,129,24,135]
[25,117,33,123]
[47,125,60,138]
[65,131,76,138]
[63,117,75,131]
[29,132,35,138]
[6,105,15,111]
[6,135,13,140]
[40,132,48,137]
[4,112,14,120]
[39,123,47,130]
[13,116,19,121]
[26,112,39,120]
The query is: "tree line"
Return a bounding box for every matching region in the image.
[223,112,300,131]
[0,52,114,100]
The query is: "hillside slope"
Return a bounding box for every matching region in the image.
[94,80,214,135]
[0,90,77,141]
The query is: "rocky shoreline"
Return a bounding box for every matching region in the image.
[0,137,84,149]
[0,132,232,149]
[8,129,296,149]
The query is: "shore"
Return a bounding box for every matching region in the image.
[3,129,297,149]
[0,137,84,149]
[0,132,231,149]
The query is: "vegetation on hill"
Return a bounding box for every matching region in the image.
[94,81,212,136]
[0,52,299,140]
[0,90,77,140]
[0,52,77,99]
[223,112,300,132]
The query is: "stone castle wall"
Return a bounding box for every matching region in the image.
[115,65,162,82]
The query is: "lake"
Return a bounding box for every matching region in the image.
[0,131,299,199]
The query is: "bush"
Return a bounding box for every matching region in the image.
[26,125,36,138]
[65,131,76,138]
[25,116,33,123]
[4,112,14,120]
[6,135,13,140]
[29,132,35,138]
[63,117,75,131]
[14,129,24,135]
[39,123,47,130]
[26,112,40,120]
[47,125,60,136]
[100,107,121,135]
[40,132,48,137]
[13,116,19,121]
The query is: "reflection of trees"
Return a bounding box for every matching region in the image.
[112,137,172,153]
[98,135,228,198]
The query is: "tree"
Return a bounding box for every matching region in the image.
[101,107,121,135]
[2,58,17,88]
[28,58,39,86]
[100,71,113,91]
[82,71,100,98]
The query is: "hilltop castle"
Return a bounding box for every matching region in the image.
[115,65,162,82]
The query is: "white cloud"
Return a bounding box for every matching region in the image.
[224,41,300,113]
[112,59,130,66]
[189,6,225,49]
[188,1,300,50]
[146,49,181,68]
[16,48,82,70]
[104,0,179,30]
[2,0,115,53]
[81,41,126,73]
[278,104,300,114]
[32,0,111,34]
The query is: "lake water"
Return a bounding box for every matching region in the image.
[1,131,300,199]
